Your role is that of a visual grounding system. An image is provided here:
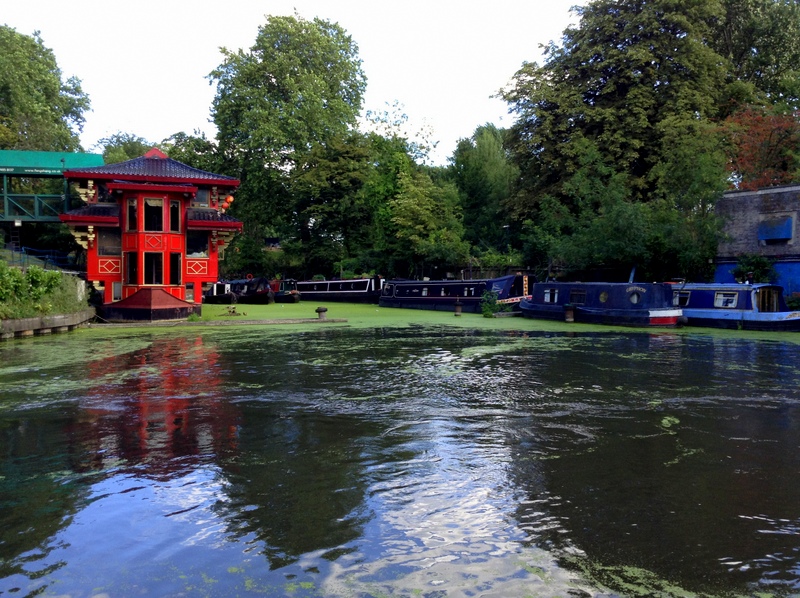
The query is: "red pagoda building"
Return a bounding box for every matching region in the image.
[59,148,242,321]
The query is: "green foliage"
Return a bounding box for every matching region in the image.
[451,124,518,250]
[98,132,156,163]
[0,26,89,151]
[480,290,508,318]
[731,254,778,283]
[210,15,366,239]
[0,262,87,319]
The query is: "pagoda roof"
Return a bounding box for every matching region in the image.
[59,203,120,226]
[64,148,239,187]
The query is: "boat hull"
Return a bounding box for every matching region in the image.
[520,282,682,327]
[674,283,800,331]
[379,275,535,313]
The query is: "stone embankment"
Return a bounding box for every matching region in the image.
[1,309,96,341]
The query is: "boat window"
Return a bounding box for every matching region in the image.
[673,291,691,306]
[599,291,608,303]
[629,292,641,305]
[544,289,558,303]
[714,292,738,308]
[569,290,587,305]
[422,287,428,296]
[756,288,780,312]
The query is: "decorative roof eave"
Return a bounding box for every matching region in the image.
[59,213,120,227]
[67,172,239,187]
[107,182,199,194]
[186,219,243,232]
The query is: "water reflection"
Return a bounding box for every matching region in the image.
[1,327,800,596]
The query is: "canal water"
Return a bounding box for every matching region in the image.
[1,324,799,597]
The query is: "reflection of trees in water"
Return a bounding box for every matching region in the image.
[0,408,87,583]
[212,408,385,569]
[503,334,800,596]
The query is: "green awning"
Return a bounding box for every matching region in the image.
[0,150,104,176]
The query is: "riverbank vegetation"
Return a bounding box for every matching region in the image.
[0,260,88,319]
[4,0,800,284]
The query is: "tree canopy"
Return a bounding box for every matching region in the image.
[0,26,89,151]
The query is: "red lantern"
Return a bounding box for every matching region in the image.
[226,195,235,204]
[222,201,230,210]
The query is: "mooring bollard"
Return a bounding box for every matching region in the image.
[316,306,328,320]
[454,298,463,317]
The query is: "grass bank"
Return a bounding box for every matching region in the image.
[193,301,800,343]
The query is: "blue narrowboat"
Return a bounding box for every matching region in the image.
[672,283,800,331]
[379,274,534,313]
[519,282,683,327]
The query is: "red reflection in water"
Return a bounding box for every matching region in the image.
[69,335,240,477]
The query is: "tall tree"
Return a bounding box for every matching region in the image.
[209,15,366,239]
[712,0,800,111]
[451,124,518,251]
[504,0,727,215]
[0,26,90,151]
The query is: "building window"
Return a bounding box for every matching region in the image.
[125,252,138,284]
[98,228,122,256]
[126,198,137,231]
[186,282,195,302]
[112,281,122,301]
[187,231,209,257]
[192,189,210,207]
[144,198,163,231]
[169,252,182,285]
[170,200,181,233]
[144,252,163,285]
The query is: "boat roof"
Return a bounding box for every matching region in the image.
[675,282,782,291]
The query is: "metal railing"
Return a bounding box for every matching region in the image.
[1,193,68,222]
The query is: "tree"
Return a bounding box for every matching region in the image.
[209,15,366,238]
[388,169,470,278]
[503,0,728,215]
[711,0,800,112]
[0,26,90,151]
[722,105,800,189]
[451,124,518,251]
[97,132,155,164]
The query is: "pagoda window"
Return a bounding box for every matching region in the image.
[192,189,210,207]
[126,198,137,231]
[144,198,163,232]
[144,252,163,285]
[169,252,182,285]
[186,283,195,302]
[125,252,138,284]
[98,228,122,256]
[112,281,122,301]
[170,200,181,232]
[187,231,209,257]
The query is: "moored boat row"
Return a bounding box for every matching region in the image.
[204,273,800,331]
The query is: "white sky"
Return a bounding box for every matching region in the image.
[4,1,583,165]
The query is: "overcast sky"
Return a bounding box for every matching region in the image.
[4,1,584,165]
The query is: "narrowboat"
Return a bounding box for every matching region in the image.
[203,281,237,304]
[378,274,535,313]
[236,277,276,304]
[295,276,384,303]
[672,283,800,331]
[519,282,683,327]
[272,279,301,303]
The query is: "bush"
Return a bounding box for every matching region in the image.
[480,290,508,318]
[0,261,88,319]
